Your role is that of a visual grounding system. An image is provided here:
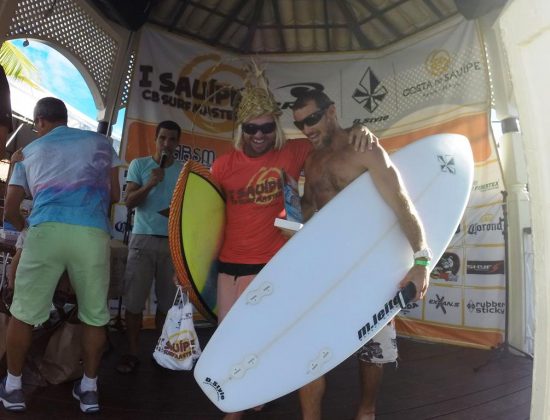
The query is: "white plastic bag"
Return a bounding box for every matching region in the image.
[153,286,201,370]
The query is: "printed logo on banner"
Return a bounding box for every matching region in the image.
[464,246,505,288]
[467,213,504,237]
[472,180,500,194]
[399,301,422,318]
[466,299,505,314]
[424,287,462,325]
[429,294,460,315]
[111,203,129,241]
[277,82,325,110]
[173,144,216,168]
[401,49,483,100]
[352,67,388,113]
[464,289,506,330]
[466,260,504,275]
[425,50,452,77]
[137,54,245,133]
[448,224,464,248]
[469,179,503,207]
[431,253,460,283]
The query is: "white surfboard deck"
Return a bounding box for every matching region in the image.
[194,134,474,412]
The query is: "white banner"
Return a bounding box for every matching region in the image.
[122,18,488,162]
[122,18,503,346]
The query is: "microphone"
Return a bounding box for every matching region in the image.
[159,151,168,168]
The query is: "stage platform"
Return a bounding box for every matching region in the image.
[1,326,532,419]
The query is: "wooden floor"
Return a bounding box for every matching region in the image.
[1,326,532,420]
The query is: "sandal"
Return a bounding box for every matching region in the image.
[116,354,140,374]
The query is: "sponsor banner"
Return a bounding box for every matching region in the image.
[424,286,462,326]
[124,120,233,168]
[124,20,503,342]
[469,160,504,207]
[399,300,423,320]
[448,222,464,248]
[464,246,505,287]
[122,19,489,161]
[264,19,489,136]
[463,204,505,246]
[111,203,128,242]
[431,249,464,285]
[395,317,503,349]
[464,288,506,330]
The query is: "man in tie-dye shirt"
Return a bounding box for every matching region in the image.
[0,97,121,414]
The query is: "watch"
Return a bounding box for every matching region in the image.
[413,248,433,261]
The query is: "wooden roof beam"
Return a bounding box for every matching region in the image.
[242,0,264,53]
[335,0,373,49]
[210,0,249,42]
[271,0,287,52]
[358,0,401,38]
[168,0,192,31]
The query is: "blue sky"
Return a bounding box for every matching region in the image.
[9,38,125,135]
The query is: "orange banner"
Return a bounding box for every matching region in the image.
[125,120,234,166]
[383,113,490,163]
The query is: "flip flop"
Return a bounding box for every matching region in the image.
[116,354,140,374]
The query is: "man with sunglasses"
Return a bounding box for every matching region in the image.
[210,71,374,418]
[293,90,431,420]
[1,97,121,413]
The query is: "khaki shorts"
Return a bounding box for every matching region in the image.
[123,234,176,314]
[356,320,398,364]
[11,222,110,327]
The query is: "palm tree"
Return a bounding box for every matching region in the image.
[0,40,40,88]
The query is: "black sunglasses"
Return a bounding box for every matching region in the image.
[242,122,277,135]
[293,105,331,131]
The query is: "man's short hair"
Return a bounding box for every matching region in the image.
[34,97,68,124]
[155,120,181,139]
[292,89,334,111]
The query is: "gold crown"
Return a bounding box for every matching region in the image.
[236,60,281,124]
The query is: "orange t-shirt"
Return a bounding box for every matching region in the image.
[211,138,312,264]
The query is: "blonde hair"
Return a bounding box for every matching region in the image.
[233,59,287,151]
[234,116,287,151]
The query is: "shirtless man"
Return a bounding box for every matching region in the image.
[292,90,432,420]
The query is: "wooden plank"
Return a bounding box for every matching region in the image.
[2,329,531,419]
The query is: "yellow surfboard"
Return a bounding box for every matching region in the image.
[169,161,225,323]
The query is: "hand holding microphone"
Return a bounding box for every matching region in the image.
[150,151,169,186]
[159,151,169,168]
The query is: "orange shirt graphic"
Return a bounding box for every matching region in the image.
[211,138,312,264]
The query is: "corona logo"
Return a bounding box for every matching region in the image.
[425,50,451,77]
[179,54,246,133]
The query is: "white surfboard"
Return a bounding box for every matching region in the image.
[194,134,474,412]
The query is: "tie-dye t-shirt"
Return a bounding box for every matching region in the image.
[9,125,121,233]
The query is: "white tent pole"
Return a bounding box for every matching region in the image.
[496,0,550,417]
[479,12,532,353]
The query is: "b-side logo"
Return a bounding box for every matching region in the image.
[203,377,225,400]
